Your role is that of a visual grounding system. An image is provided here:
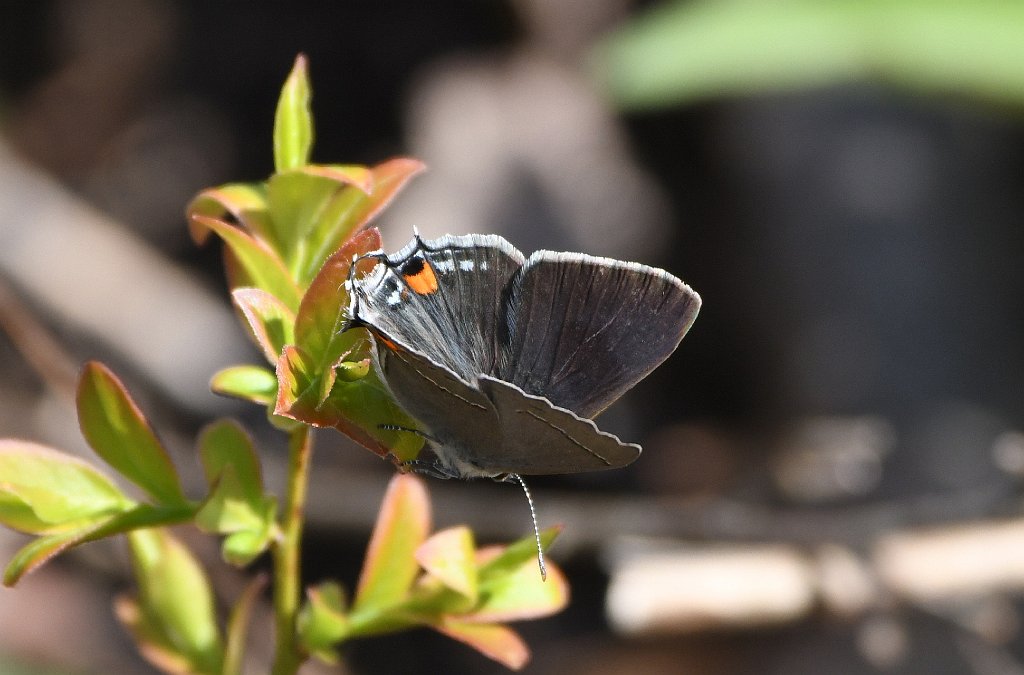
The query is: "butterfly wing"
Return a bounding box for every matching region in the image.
[473,374,640,474]
[371,339,504,475]
[498,252,701,418]
[352,234,525,381]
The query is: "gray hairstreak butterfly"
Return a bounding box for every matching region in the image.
[348,233,700,577]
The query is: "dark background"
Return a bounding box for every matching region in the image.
[3,1,1024,673]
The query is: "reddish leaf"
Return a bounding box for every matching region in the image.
[297,164,373,191]
[354,473,431,612]
[186,183,271,244]
[274,344,424,461]
[293,227,381,368]
[357,158,427,231]
[190,215,302,311]
[77,362,186,506]
[432,619,530,671]
[295,158,423,284]
[231,288,296,364]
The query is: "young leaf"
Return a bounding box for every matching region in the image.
[298,581,350,663]
[4,530,90,587]
[231,288,296,364]
[195,468,276,566]
[265,164,380,274]
[415,526,478,603]
[3,503,195,586]
[194,466,267,534]
[223,574,268,675]
[298,158,424,283]
[126,529,224,674]
[210,365,278,405]
[0,440,133,533]
[186,183,271,244]
[432,619,530,671]
[274,344,425,461]
[189,215,303,311]
[221,522,275,567]
[115,595,197,675]
[197,420,264,499]
[266,170,346,266]
[467,553,569,624]
[353,473,431,612]
[76,362,186,506]
[478,525,562,583]
[274,54,313,173]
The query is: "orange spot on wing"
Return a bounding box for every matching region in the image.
[403,259,439,294]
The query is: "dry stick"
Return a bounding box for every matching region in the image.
[0,277,79,402]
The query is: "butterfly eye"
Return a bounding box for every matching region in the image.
[400,256,439,295]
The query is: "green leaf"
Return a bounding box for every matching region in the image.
[189,215,303,311]
[478,526,562,583]
[197,420,264,500]
[194,468,276,566]
[76,362,186,506]
[274,343,425,461]
[231,288,296,364]
[353,473,431,613]
[194,467,266,534]
[4,503,195,586]
[596,0,1024,110]
[126,529,224,674]
[186,183,271,244]
[265,169,333,263]
[297,158,424,284]
[265,168,368,271]
[195,421,276,565]
[469,550,568,624]
[274,54,314,173]
[4,531,87,587]
[210,365,278,405]
[415,526,478,603]
[221,523,275,567]
[0,440,133,533]
[298,581,350,663]
[223,574,268,675]
[432,619,529,671]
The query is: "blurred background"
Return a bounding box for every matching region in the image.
[3,0,1024,673]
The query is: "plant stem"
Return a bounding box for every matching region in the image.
[271,425,313,675]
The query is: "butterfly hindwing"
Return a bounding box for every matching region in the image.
[373,339,504,469]
[474,375,641,475]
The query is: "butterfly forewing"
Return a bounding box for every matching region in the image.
[353,234,524,381]
[498,252,700,418]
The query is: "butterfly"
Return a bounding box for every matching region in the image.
[348,233,700,576]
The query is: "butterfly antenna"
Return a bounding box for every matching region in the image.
[510,473,546,581]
